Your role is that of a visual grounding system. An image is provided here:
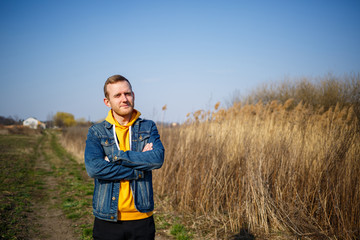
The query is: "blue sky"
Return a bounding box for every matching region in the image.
[1,0,359,123]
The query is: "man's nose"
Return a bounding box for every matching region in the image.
[120,94,128,102]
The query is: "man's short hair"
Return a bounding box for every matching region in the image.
[104,75,133,99]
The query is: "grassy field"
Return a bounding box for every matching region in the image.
[0,129,180,240]
[0,130,94,239]
[4,114,358,239]
[0,133,39,239]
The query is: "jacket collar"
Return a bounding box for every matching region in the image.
[103,117,142,129]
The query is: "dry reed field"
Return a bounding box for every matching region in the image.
[60,75,360,239]
[61,126,88,162]
[155,100,359,239]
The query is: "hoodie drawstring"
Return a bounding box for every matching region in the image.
[113,124,132,151]
[113,124,120,150]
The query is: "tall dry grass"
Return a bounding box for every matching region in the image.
[60,126,89,163]
[154,100,359,239]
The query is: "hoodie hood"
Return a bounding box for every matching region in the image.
[105,109,141,127]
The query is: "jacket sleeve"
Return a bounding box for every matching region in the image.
[84,126,143,181]
[115,122,165,171]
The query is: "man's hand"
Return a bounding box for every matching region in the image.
[142,143,153,152]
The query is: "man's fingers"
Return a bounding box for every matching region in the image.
[142,143,153,152]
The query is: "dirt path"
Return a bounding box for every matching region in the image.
[27,134,78,240]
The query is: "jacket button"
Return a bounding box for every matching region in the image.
[114,156,117,160]
[139,174,142,178]
[112,197,116,200]
[111,216,114,219]
[139,136,143,140]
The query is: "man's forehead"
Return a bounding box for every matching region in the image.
[108,81,132,91]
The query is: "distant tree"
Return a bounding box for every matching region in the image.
[76,117,91,127]
[0,116,17,125]
[53,112,76,127]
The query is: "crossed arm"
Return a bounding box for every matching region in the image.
[84,126,164,181]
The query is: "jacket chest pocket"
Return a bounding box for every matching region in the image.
[101,138,116,159]
[137,132,150,151]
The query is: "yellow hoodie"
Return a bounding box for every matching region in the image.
[105,110,153,221]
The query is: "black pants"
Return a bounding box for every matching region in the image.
[93,216,155,240]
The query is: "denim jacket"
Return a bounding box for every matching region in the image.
[84,118,164,221]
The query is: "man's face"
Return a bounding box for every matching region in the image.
[104,81,135,121]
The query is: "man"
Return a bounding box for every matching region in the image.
[84,74,165,240]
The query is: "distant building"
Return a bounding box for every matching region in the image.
[23,117,46,129]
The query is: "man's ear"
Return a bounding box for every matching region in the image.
[104,97,111,108]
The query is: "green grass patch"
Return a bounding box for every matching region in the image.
[170,223,193,240]
[155,214,171,230]
[67,212,82,220]
[80,224,93,238]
